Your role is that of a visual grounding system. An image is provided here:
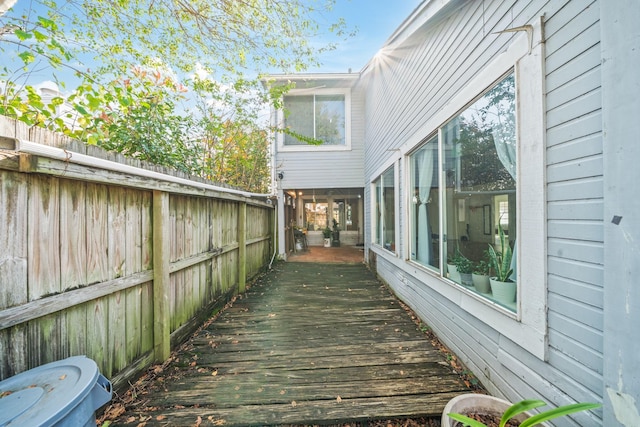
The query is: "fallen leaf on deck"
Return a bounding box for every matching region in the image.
[291,401,297,407]
[336,396,342,403]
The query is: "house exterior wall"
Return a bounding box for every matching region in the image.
[361,1,609,425]
[272,77,365,190]
[601,1,640,425]
[273,0,638,424]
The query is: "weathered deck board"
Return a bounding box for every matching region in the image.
[111,262,472,425]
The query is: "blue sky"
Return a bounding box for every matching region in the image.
[1,0,422,89]
[311,0,422,73]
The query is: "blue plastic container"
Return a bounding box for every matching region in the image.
[0,355,112,426]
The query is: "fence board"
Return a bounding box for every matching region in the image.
[88,297,110,376]
[87,183,109,284]
[28,175,61,300]
[60,180,87,290]
[125,188,143,363]
[108,187,128,374]
[0,120,273,388]
[0,170,27,310]
[141,192,154,354]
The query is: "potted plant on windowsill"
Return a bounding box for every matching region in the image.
[488,223,516,304]
[472,253,491,293]
[442,394,600,427]
[322,226,332,247]
[447,249,463,282]
[455,255,474,287]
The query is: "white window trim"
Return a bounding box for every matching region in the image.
[370,159,401,255]
[398,21,547,360]
[277,87,352,152]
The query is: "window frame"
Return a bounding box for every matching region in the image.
[371,161,399,255]
[406,71,518,307]
[277,87,352,152]
[397,26,547,360]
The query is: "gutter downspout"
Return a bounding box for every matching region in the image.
[2,137,274,200]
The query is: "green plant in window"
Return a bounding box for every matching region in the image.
[472,250,491,275]
[473,259,491,276]
[455,254,474,275]
[488,223,513,282]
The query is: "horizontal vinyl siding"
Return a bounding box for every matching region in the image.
[364,0,550,178]
[545,0,604,413]
[363,0,604,424]
[277,86,365,189]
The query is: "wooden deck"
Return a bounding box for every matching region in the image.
[109,262,472,426]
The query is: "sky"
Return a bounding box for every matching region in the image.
[311,0,422,73]
[0,0,423,90]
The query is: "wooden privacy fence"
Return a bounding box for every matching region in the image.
[0,118,275,389]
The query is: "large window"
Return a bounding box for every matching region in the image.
[304,202,328,230]
[283,94,346,145]
[374,166,396,252]
[409,136,440,270]
[409,73,517,310]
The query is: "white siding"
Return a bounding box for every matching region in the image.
[363,0,604,425]
[545,0,604,410]
[276,82,365,190]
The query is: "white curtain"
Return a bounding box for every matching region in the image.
[492,117,517,280]
[417,146,435,265]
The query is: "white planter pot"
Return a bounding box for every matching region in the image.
[472,273,491,293]
[442,394,530,427]
[489,277,516,304]
[323,238,331,247]
[460,272,473,287]
[447,263,460,283]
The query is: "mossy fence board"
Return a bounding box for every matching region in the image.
[0,117,274,389]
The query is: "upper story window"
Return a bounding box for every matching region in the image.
[279,88,351,151]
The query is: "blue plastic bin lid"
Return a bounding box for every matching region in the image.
[0,355,110,426]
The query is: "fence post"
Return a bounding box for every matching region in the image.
[153,190,170,362]
[238,202,247,293]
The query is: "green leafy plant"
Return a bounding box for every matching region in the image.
[448,399,600,427]
[322,227,332,239]
[448,248,464,266]
[455,255,474,275]
[473,250,491,275]
[473,259,491,276]
[487,223,513,282]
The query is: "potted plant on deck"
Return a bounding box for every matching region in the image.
[322,226,332,247]
[331,218,340,247]
[488,224,516,305]
[442,394,600,427]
